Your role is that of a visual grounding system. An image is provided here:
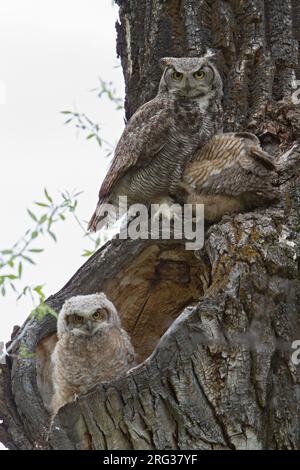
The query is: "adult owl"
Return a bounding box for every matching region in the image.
[51,293,136,416]
[178,132,278,222]
[88,56,223,231]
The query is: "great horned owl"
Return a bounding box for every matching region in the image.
[51,293,136,416]
[178,132,278,222]
[88,56,223,231]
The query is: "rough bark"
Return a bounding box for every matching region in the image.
[1,0,300,450]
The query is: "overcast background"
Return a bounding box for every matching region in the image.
[0,0,124,395]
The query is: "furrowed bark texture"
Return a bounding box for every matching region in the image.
[1,0,300,450]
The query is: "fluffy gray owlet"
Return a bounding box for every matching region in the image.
[88,56,223,231]
[178,132,278,222]
[51,293,136,416]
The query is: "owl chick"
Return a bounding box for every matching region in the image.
[88,55,223,231]
[51,293,136,416]
[178,132,278,222]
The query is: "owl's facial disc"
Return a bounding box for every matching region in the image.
[165,64,214,98]
[67,308,109,336]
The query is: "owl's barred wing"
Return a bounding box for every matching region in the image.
[98,98,172,201]
[88,98,172,232]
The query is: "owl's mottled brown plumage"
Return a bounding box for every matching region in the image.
[178,132,278,222]
[88,56,223,231]
[51,293,135,416]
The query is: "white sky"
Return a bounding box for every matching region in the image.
[0,1,124,351]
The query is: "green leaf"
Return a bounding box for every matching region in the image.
[39,214,48,224]
[86,134,95,140]
[82,250,94,257]
[61,110,72,114]
[18,262,23,278]
[35,201,49,208]
[27,209,38,222]
[10,282,17,293]
[45,306,58,319]
[28,248,44,253]
[34,284,44,292]
[73,191,83,198]
[47,216,53,228]
[1,249,13,255]
[30,302,58,320]
[59,214,65,221]
[31,231,38,239]
[48,230,57,242]
[17,285,29,300]
[21,255,35,265]
[44,188,53,203]
[33,285,45,301]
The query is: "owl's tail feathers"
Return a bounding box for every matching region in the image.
[87,199,116,232]
[247,152,279,202]
[87,210,104,232]
[249,145,278,171]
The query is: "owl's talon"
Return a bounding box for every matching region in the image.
[152,202,182,223]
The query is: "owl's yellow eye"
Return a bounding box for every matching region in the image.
[172,71,183,81]
[73,314,83,325]
[92,309,106,320]
[194,70,205,80]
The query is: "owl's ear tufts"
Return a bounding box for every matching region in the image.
[159,57,176,69]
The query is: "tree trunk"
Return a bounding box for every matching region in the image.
[1,0,300,450]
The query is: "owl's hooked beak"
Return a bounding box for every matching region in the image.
[184,77,192,94]
[86,320,93,333]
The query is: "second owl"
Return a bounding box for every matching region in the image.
[51,293,136,416]
[178,132,278,222]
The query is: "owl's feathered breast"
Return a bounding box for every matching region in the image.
[100,93,221,201]
[125,94,222,199]
[53,327,135,391]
